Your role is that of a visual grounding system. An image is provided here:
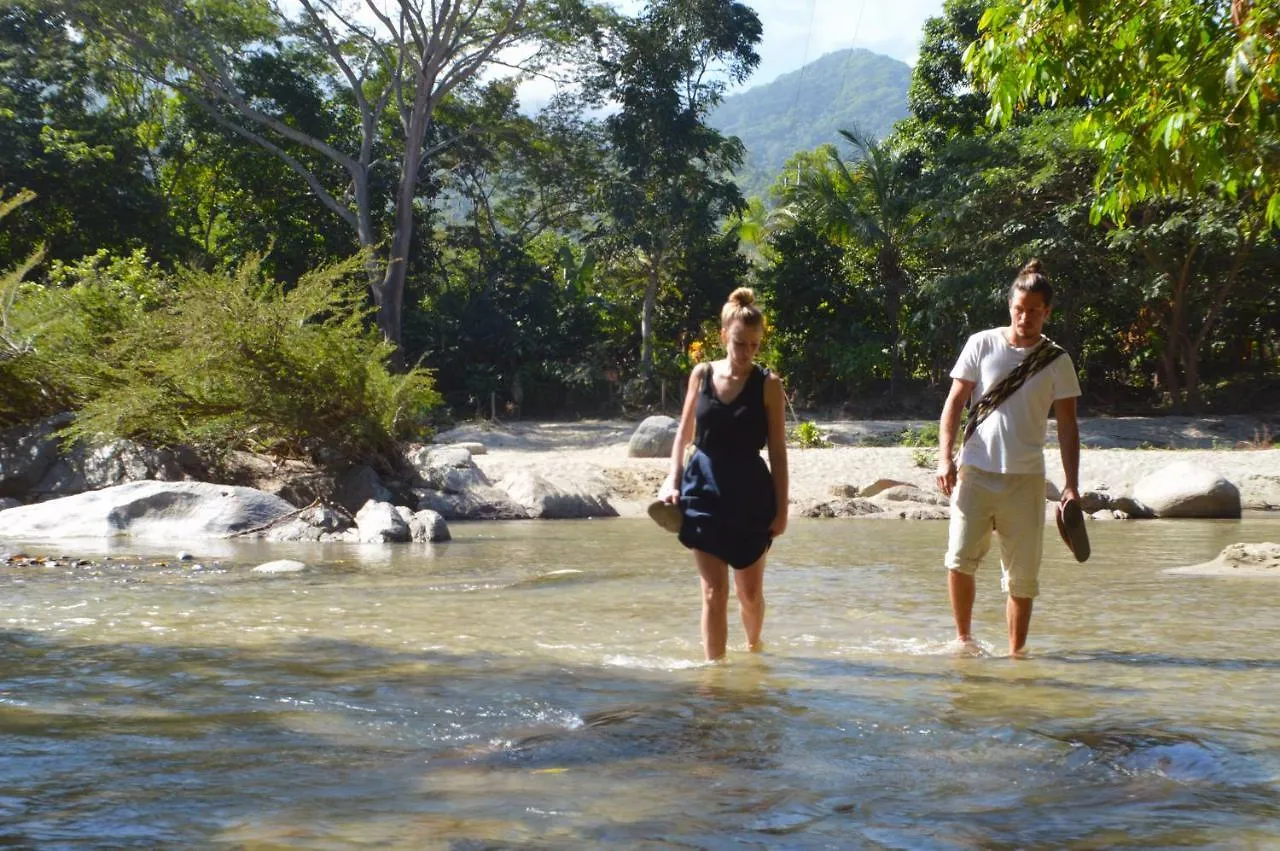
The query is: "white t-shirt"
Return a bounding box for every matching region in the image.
[951,328,1081,475]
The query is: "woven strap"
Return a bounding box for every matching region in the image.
[962,337,1066,445]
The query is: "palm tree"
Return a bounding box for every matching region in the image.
[779,128,918,395]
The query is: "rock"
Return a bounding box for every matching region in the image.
[1166,542,1280,576]
[333,465,393,514]
[448,441,487,456]
[29,438,191,500]
[1090,510,1115,521]
[1045,480,1061,502]
[1110,495,1155,519]
[1239,474,1280,511]
[252,559,307,574]
[405,446,490,494]
[177,551,193,561]
[829,483,859,498]
[0,481,295,540]
[1079,490,1112,513]
[628,416,678,458]
[495,470,617,519]
[872,484,949,506]
[1133,462,1242,518]
[413,486,529,521]
[0,413,74,498]
[260,504,352,542]
[894,507,950,520]
[799,498,884,518]
[406,508,450,542]
[859,478,911,498]
[354,499,411,542]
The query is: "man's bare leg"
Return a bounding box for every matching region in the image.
[694,550,730,661]
[733,556,767,651]
[1006,595,1033,657]
[949,569,976,642]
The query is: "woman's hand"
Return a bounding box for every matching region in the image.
[658,475,680,504]
[769,510,788,539]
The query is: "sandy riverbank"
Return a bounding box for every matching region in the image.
[436,415,1280,517]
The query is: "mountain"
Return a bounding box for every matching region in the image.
[709,48,913,200]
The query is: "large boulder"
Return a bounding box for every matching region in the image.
[413,486,528,521]
[260,505,353,542]
[31,438,192,500]
[333,465,394,514]
[405,446,490,494]
[495,470,617,519]
[0,481,295,540]
[0,413,74,498]
[628,416,678,458]
[354,499,411,542]
[395,506,451,542]
[1132,462,1241,518]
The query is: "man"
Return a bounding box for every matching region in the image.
[936,259,1082,657]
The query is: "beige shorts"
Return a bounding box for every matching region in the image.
[945,465,1046,598]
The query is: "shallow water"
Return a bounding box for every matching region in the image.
[2,516,1279,848]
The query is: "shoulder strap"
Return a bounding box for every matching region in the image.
[962,337,1066,445]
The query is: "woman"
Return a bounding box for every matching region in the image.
[654,287,789,661]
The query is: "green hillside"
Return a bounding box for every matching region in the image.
[710,48,912,200]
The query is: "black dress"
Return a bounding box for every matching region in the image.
[677,363,777,569]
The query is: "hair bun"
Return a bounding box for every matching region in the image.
[1021,258,1044,275]
[728,286,756,307]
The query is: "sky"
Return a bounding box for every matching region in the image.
[728,0,946,89]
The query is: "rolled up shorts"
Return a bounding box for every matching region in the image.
[944,465,1046,598]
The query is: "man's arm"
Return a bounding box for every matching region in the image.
[937,377,975,497]
[1054,395,1080,503]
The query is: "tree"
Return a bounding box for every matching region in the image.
[967,0,1280,227]
[779,129,919,394]
[589,0,761,378]
[59,0,589,350]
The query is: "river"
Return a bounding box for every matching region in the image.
[2,516,1278,847]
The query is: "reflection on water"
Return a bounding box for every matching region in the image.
[2,516,1279,847]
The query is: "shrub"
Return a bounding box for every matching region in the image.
[900,422,940,447]
[790,420,830,448]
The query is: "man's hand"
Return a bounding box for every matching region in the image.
[937,457,958,498]
[658,475,680,504]
[1060,486,1080,505]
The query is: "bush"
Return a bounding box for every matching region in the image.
[789,420,830,448]
[5,248,440,464]
[900,422,940,447]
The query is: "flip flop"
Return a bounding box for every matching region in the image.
[646,499,683,534]
[1055,498,1091,562]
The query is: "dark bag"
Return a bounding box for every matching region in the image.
[962,337,1066,445]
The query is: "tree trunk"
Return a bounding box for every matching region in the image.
[640,259,661,378]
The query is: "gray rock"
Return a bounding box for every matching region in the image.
[333,465,393,513]
[259,504,352,542]
[354,499,410,542]
[1079,490,1112,513]
[628,416,678,458]
[1045,480,1062,502]
[447,441,487,456]
[0,413,74,497]
[495,470,617,519]
[859,478,911,498]
[407,508,450,542]
[1133,462,1242,518]
[413,486,529,521]
[405,446,490,494]
[0,481,295,540]
[30,438,192,500]
[800,498,884,518]
[1239,474,1280,511]
[252,559,307,574]
[872,484,949,506]
[1110,495,1155,519]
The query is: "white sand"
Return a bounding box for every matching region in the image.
[436,416,1280,517]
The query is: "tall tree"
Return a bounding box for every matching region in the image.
[589,0,761,377]
[967,0,1280,226]
[58,0,589,350]
[779,129,919,394]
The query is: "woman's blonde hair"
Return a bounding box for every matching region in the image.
[720,287,765,329]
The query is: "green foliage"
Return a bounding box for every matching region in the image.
[900,422,940,446]
[789,420,830,448]
[911,446,938,468]
[5,248,440,459]
[968,0,1280,227]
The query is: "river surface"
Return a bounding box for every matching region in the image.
[2,516,1279,848]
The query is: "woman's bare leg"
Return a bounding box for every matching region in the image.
[694,550,730,661]
[733,555,767,651]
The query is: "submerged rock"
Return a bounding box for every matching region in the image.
[1166,542,1280,576]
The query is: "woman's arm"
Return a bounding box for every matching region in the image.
[764,371,789,538]
[659,363,707,503]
